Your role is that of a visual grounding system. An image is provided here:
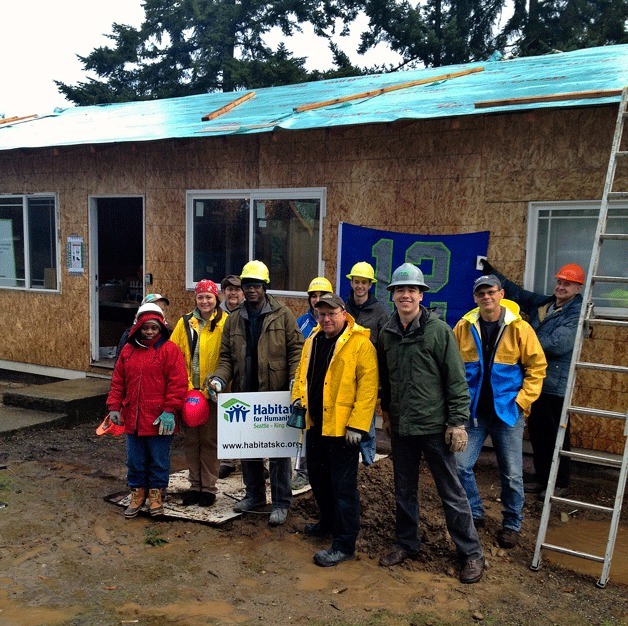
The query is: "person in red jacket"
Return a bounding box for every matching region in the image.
[107,303,188,518]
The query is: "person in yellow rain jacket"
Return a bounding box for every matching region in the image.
[170,279,227,508]
[454,275,546,550]
[291,293,378,567]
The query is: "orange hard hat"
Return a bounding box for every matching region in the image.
[181,390,210,427]
[555,263,585,285]
[96,415,126,437]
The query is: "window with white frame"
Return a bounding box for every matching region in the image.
[0,195,58,290]
[527,201,628,313]
[187,189,325,293]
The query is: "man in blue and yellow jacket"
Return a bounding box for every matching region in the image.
[291,293,378,567]
[454,274,546,550]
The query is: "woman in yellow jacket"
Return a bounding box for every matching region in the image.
[170,280,227,507]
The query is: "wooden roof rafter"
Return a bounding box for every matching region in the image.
[294,67,485,113]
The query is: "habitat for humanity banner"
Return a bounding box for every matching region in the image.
[217,391,301,459]
[337,223,490,327]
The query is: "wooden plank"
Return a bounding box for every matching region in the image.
[201,92,255,121]
[294,67,485,113]
[475,89,623,109]
[0,114,38,125]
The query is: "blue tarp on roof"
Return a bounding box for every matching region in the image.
[1,45,626,151]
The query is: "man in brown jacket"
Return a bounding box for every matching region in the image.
[207,260,303,526]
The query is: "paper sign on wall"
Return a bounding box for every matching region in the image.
[217,391,301,459]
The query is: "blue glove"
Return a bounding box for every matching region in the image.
[153,412,175,435]
[109,411,122,425]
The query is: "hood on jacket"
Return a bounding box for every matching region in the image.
[127,312,171,344]
[460,298,521,325]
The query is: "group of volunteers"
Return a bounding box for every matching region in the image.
[105,254,585,584]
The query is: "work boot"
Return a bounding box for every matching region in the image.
[304,522,332,537]
[199,492,216,507]
[379,547,419,567]
[460,556,485,584]
[219,464,236,479]
[291,472,310,490]
[233,496,266,513]
[313,548,354,567]
[524,482,544,494]
[148,488,164,517]
[125,488,146,518]
[496,528,519,549]
[181,490,201,506]
[269,508,288,526]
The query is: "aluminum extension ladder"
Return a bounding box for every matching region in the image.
[530,86,628,588]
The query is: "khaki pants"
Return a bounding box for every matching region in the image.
[183,403,218,493]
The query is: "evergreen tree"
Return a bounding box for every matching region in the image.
[56,0,363,105]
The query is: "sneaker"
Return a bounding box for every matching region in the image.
[125,487,146,518]
[304,522,332,537]
[148,488,164,517]
[269,508,288,526]
[233,497,266,513]
[181,490,201,506]
[496,528,519,549]
[219,464,236,479]
[199,492,216,507]
[314,548,354,567]
[291,473,310,490]
[460,556,485,584]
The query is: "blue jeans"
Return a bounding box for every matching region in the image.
[359,412,377,466]
[456,411,525,531]
[241,457,292,509]
[306,426,360,555]
[126,434,173,490]
[391,432,483,560]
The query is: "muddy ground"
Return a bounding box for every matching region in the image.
[0,418,626,626]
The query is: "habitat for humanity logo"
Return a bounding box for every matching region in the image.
[221,398,251,423]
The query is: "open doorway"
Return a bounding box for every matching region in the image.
[89,197,144,367]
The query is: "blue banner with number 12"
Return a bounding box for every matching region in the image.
[336,223,490,328]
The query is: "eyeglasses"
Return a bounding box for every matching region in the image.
[317,310,344,319]
[243,282,263,290]
[475,289,500,297]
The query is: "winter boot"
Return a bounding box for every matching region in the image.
[148,488,164,517]
[125,488,146,518]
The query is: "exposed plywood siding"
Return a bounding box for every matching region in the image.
[0,105,625,452]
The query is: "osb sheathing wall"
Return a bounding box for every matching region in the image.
[0,104,625,452]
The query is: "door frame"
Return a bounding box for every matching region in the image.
[88,195,145,364]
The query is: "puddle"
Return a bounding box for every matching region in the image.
[544,518,628,585]
[0,589,78,626]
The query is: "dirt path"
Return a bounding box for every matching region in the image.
[0,421,626,626]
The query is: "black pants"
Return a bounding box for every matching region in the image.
[527,393,571,488]
[306,426,360,555]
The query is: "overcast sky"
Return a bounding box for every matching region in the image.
[0,1,400,118]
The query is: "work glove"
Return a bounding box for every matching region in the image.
[204,378,223,403]
[381,410,392,440]
[108,410,122,425]
[345,429,363,446]
[153,412,175,435]
[480,258,495,275]
[445,425,468,453]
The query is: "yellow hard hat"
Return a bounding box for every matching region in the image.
[346,261,376,283]
[307,276,333,294]
[240,260,270,284]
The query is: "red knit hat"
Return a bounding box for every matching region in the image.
[195,279,218,296]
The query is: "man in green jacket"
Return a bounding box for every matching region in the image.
[377,263,485,584]
[207,260,303,526]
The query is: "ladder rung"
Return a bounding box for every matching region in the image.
[568,405,627,420]
[575,361,628,374]
[592,275,628,284]
[607,191,628,198]
[615,151,628,157]
[587,317,628,327]
[541,543,605,563]
[600,232,628,240]
[561,450,623,468]
[549,496,614,514]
